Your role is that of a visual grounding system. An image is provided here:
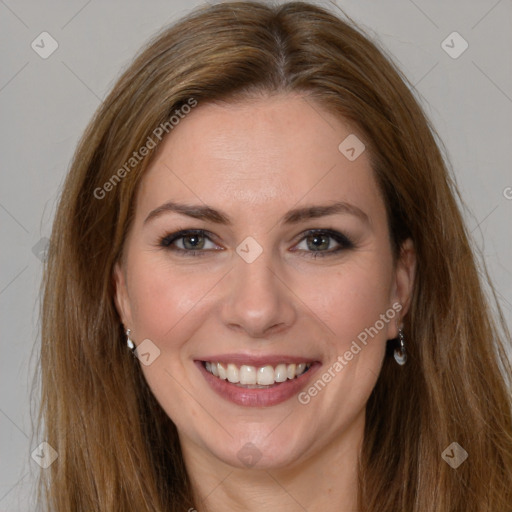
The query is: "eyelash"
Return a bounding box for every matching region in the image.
[158,229,355,259]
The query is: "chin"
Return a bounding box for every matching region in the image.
[209,432,309,471]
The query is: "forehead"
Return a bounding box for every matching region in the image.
[134,94,385,225]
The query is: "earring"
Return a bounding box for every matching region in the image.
[394,327,407,366]
[126,328,135,351]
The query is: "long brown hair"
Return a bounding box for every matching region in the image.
[34,1,512,510]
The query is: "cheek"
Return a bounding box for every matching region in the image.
[306,257,394,352]
[125,254,217,421]
[126,255,214,344]
[291,260,394,421]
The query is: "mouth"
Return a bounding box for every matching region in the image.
[195,358,320,407]
[204,361,312,387]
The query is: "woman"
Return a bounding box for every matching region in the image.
[36,1,512,510]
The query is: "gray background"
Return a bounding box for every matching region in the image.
[1,0,511,509]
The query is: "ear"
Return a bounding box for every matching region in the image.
[112,261,133,329]
[386,237,416,339]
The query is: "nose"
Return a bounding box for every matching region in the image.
[220,248,297,339]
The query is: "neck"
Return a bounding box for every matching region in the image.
[181,413,364,512]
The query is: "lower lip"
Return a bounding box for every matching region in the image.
[195,361,321,407]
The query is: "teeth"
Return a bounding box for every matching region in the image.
[226,363,239,383]
[257,365,274,385]
[217,363,227,380]
[205,361,311,386]
[239,365,257,385]
[274,364,288,383]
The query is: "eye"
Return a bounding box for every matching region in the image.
[292,229,354,258]
[159,229,222,256]
[158,228,354,258]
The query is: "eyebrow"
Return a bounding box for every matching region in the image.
[144,200,370,227]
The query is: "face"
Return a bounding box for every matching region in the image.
[113,93,415,471]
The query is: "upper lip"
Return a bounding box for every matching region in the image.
[196,353,320,366]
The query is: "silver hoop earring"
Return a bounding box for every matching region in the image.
[394,327,407,366]
[126,328,135,351]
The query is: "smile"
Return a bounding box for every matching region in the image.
[204,361,312,387]
[196,358,320,407]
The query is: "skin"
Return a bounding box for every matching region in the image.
[113,93,416,512]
